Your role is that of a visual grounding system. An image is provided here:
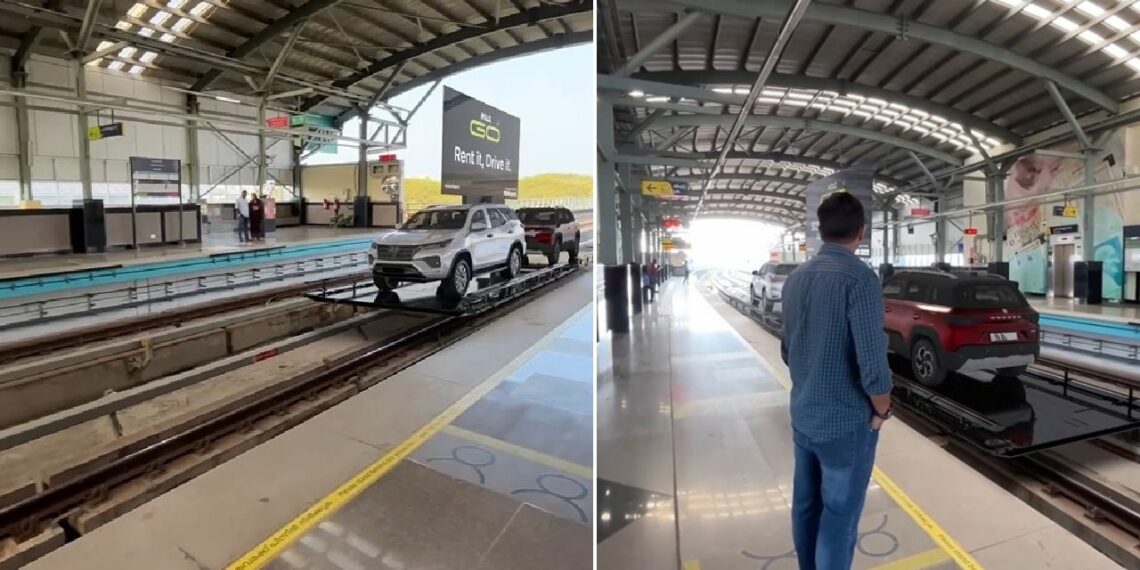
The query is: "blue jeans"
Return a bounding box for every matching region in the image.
[236,215,250,242]
[791,426,879,570]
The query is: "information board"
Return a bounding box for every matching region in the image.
[803,167,875,256]
[440,86,520,199]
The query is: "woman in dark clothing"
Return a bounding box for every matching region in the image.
[249,194,264,241]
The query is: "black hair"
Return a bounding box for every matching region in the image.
[817,191,865,242]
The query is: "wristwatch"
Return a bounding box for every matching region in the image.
[874,406,893,421]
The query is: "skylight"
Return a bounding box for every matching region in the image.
[992,0,1140,75]
[89,0,216,75]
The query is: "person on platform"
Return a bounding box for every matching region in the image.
[235,190,250,243]
[249,193,264,241]
[642,260,656,303]
[781,191,893,570]
[683,260,690,285]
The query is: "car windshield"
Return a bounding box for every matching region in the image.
[518,209,558,224]
[404,209,468,230]
[773,264,797,275]
[953,282,1028,309]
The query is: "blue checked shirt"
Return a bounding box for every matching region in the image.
[780,243,893,441]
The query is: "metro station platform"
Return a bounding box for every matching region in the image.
[0,226,378,282]
[25,273,592,570]
[597,280,1119,570]
[1031,297,1140,325]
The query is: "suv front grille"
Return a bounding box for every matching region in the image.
[375,244,416,261]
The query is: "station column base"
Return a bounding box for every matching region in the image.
[604,265,630,333]
[629,263,643,313]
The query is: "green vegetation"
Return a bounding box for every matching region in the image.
[404,173,592,209]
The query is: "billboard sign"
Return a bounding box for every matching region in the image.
[640,179,674,198]
[440,86,520,199]
[804,166,874,256]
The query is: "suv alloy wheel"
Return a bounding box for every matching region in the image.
[911,337,947,387]
[548,237,561,266]
[503,245,523,279]
[440,256,471,301]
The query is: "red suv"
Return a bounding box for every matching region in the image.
[882,270,1039,386]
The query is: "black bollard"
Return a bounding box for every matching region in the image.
[604,265,630,333]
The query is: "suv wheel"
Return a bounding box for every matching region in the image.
[502,245,523,279]
[568,235,580,264]
[440,256,471,301]
[548,238,561,266]
[373,274,397,291]
[750,286,760,307]
[760,289,772,313]
[910,338,947,387]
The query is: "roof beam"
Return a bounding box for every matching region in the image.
[192,0,343,92]
[607,96,965,166]
[670,173,811,189]
[614,148,909,186]
[614,71,1023,145]
[300,2,591,112]
[615,10,702,76]
[628,0,1119,113]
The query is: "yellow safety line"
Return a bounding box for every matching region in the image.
[440,424,593,480]
[872,468,983,570]
[867,548,951,570]
[698,291,984,570]
[226,305,590,570]
[682,560,701,570]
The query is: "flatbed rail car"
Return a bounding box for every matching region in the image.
[305,262,581,317]
[712,283,1140,457]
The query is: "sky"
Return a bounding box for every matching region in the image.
[305,44,593,178]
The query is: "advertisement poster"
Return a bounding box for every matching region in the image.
[804,166,875,255]
[440,86,521,199]
[1003,132,1125,299]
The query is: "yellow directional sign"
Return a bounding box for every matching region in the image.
[641,179,674,198]
[1062,205,1078,218]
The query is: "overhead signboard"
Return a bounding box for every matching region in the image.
[266,116,290,129]
[641,179,674,198]
[804,167,874,255]
[965,227,979,236]
[910,207,931,217]
[1050,224,1079,235]
[1052,204,1078,218]
[291,113,338,154]
[440,86,521,200]
[88,122,124,141]
[129,157,181,197]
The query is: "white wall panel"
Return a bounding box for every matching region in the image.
[32,110,78,157]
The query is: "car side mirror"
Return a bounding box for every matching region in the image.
[471,222,487,232]
[752,270,759,276]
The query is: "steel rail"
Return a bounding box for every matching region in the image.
[0,271,369,366]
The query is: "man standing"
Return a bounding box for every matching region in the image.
[235,190,250,243]
[780,191,893,570]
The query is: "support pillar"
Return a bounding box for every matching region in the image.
[618,163,634,264]
[75,58,92,201]
[881,208,890,265]
[186,95,200,203]
[293,144,306,224]
[987,173,1004,263]
[1082,152,1096,264]
[891,210,900,266]
[934,198,948,264]
[13,71,32,202]
[354,111,371,226]
[256,103,268,194]
[597,99,619,266]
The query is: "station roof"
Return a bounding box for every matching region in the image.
[599,0,1140,226]
[2,0,592,125]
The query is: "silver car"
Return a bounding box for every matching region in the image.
[370,204,525,300]
[750,262,799,313]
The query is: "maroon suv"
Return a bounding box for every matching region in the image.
[882,270,1039,386]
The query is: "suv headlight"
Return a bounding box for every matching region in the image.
[416,240,452,252]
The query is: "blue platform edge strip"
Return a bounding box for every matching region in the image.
[0,237,374,302]
[1039,313,1140,342]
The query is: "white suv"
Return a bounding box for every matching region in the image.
[750,262,799,312]
[369,204,525,300]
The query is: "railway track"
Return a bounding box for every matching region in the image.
[0,270,370,367]
[0,264,582,569]
[704,272,1140,569]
